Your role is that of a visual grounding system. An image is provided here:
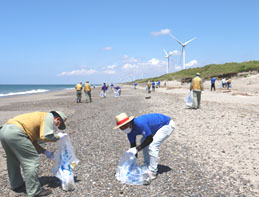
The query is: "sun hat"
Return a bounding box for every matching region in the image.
[196,73,200,76]
[50,111,67,130]
[113,113,134,130]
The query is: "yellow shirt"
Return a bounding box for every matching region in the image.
[84,83,91,92]
[6,112,58,153]
[191,76,204,91]
[75,83,82,91]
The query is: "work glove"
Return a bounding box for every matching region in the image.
[201,91,204,94]
[57,132,67,139]
[127,147,138,155]
[44,150,54,160]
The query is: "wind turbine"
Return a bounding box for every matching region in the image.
[169,33,196,70]
[163,49,172,74]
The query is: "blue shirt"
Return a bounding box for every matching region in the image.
[211,77,216,84]
[127,113,171,144]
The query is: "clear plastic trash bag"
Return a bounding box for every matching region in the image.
[115,151,150,185]
[185,91,193,107]
[51,135,80,191]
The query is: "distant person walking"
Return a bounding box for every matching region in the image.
[134,82,137,89]
[227,78,232,89]
[147,81,151,93]
[190,73,204,109]
[84,81,92,103]
[110,83,114,90]
[115,85,121,97]
[75,82,83,103]
[0,111,67,196]
[152,81,155,91]
[211,77,216,91]
[101,83,108,98]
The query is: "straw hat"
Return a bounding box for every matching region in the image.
[113,113,134,129]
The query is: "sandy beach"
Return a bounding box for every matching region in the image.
[0,75,259,196]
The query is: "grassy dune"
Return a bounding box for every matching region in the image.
[134,60,259,83]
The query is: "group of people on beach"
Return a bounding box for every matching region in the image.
[146,81,161,93]
[75,81,92,103]
[100,82,121,98]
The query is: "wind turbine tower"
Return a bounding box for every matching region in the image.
[163,49,172,74]
[169,33,196,70]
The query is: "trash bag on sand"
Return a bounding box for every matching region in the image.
[115,151,150,185]
[185,91,193,107]
[51,135,80,191]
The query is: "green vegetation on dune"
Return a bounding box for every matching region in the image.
[134,60,259,83]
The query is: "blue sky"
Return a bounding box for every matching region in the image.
[0,0,258,84]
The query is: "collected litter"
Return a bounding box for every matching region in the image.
[51,134,80,191]
[115,151,150,185]
[185,91,193,108]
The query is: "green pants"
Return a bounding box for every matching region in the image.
[76,90,82,103]
[85,91,92,103]
[0,124,41,197]
[192,90,201,109]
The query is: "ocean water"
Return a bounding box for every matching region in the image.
[0,84,75,97]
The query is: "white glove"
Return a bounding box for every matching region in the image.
[127,147,138,155]
[57,132,67,139]
[44,150,54,160]
[201,91,204,94]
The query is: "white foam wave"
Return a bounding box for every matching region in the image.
[0,89,49,97]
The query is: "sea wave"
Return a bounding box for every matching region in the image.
[0,89,49,97]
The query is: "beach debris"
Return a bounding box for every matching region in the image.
[145,96,151,99]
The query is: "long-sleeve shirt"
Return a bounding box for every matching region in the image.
[6,112,59,153]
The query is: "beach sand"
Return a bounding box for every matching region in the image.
[0,75,259,196]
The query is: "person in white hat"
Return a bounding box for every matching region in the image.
[114,113,175,181]
[190,73,204,109]
[0,111,68,196]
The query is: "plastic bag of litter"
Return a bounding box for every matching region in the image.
[51,135,80,191]
[185,91,193,107]
[115,151,150,185]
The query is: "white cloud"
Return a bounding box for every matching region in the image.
[122,55,138,63]
[107,64,117,69]
[148,58,161,66]
[122,63,138,70]
[151,28,171,36]
[102,46,112,51]
[57,68,96,76]
[104,70,116,74]
[186,60,198,68]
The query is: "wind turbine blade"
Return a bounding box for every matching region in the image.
[184,37,197,45]
[169,33,183,46]
[163,49,168,56]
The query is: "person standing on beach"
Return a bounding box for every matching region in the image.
[190,73,204,109]
[75,82,83,103]
[0,111,68,197]
[84,81,92,103]
[114,113,175,182]
[152,81,155,91]
[101,83,108,98]
[211,77,216,91]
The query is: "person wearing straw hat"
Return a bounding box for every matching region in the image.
[190,73,204,109]
[114,113,175,181]
[0,111,68,196]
